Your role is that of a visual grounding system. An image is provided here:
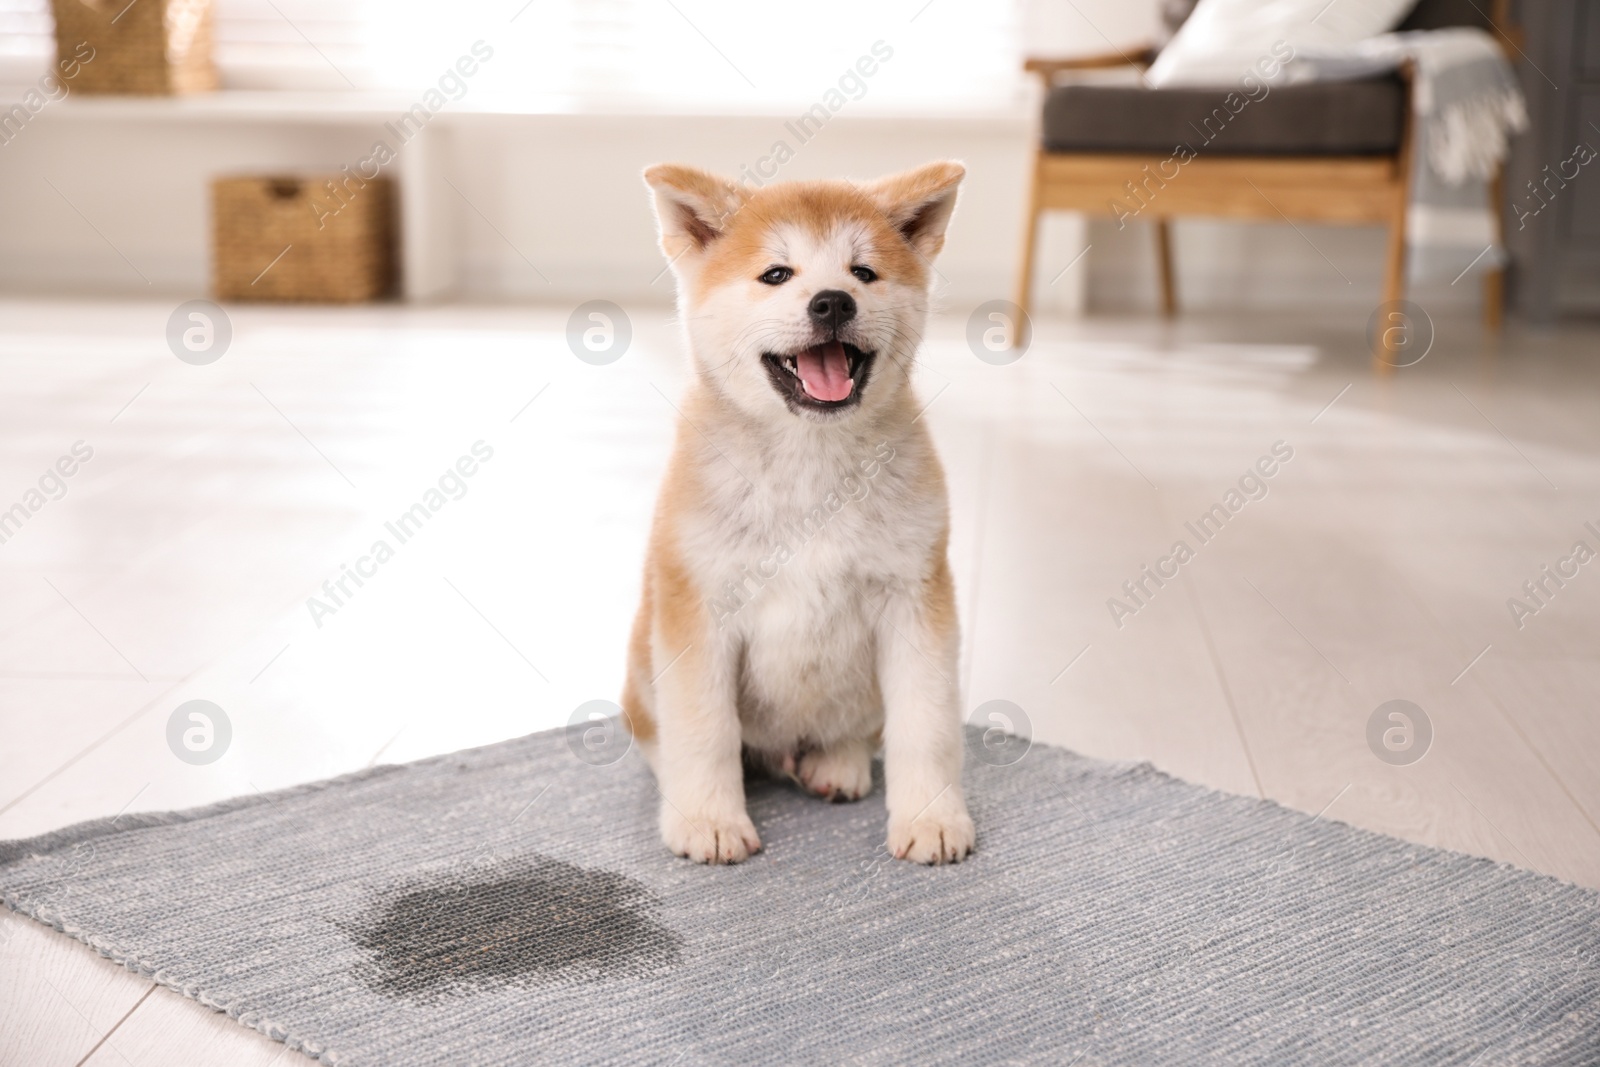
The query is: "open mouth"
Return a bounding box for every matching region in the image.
[761,341,875,414]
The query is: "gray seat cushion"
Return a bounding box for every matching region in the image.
[1397,0,1493,31]
[1157,0,1491,35]
[1041,75,1406,156]
[1037,0,1492,156]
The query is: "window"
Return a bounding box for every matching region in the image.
[3,0,1020,111]
[0,0,54,81]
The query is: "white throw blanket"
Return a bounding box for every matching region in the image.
[1298,28,1528,282]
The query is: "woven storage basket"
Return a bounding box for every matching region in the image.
[50,0,217,95]
[213,176,398,304]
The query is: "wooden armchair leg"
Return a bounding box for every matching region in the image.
[1155,219,1177,317]
[1484,269,1505,332]
[1377,211,1408,372]
[1015,154,1043,317]
[1382,217,1407,308]
[1483,169,1506,332]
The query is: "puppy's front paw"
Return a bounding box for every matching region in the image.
[797,744,874,802]
[887,798,975,865]
[661,807,761,865]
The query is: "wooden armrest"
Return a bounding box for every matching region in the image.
[1023,47,1157,79]
[1493,24,1526,53]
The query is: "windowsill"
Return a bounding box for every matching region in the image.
[5,88,1032,127]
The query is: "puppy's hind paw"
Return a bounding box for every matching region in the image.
[797,744,874,802]
[661,808,761,865]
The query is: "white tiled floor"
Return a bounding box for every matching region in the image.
[2,298,1598,1065]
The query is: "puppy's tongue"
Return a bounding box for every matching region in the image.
[796,341,853,402]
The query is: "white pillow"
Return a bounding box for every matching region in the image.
[1146,0,1415,87]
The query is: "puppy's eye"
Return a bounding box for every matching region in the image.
[758,266,793,286]
[851,265,878,283]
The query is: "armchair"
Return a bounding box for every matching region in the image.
[1016,0,1518,366]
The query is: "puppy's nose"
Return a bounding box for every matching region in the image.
[808,289,856,330]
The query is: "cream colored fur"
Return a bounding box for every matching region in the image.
[622,161,974,865]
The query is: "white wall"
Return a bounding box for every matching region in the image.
[1020,0,1162,55]
[0,109,1057,309]
[441,112,1045,310]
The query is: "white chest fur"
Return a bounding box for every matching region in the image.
[675,420,945,751]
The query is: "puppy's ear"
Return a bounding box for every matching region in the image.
[863,161,965,260]
[642,164,744,264]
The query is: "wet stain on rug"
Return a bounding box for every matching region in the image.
[349,854,682,1000]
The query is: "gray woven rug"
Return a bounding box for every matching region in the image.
[3,726,1597,1066]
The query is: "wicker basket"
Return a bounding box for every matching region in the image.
[213,176,398,304]
[50,0,218,95]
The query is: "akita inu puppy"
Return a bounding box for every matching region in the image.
[622,160,973,865]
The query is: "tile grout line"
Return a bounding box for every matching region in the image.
[958,420,998,702]
[1147,475,1265,798]
[1179,567,1267,801]
[1,528,369,819]
[1464,671,1600,844]
[1390,572,1600,845]
[71,984,154,1067]
[0,672,196,819]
